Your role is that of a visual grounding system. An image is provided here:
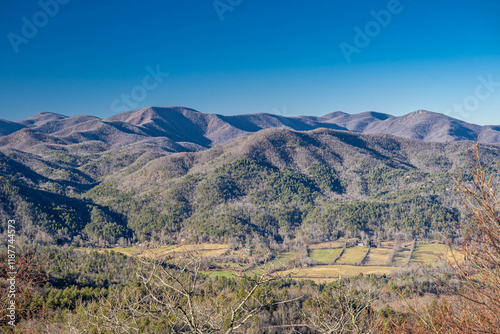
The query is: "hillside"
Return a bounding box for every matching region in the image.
[1,122,498,246]
[2,108,500,158]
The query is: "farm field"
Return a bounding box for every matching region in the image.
[246,251,301,275]
[393,248,411,266]
[310,248,343,264]
[76,243,229,258]
[77,241,450,280]
[336,246,369,264]
[365,247,392,266]
[412,243,448,266]
[278,265,394,283]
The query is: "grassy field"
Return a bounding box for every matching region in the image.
[380,241,396,248]
[310,248,343,264]
[77,241,449,280]
[279,265,394,283]
[393,248,411,266]
[75,246,142,256]
[412,243,447,265]
[79,243,229,258]
[365,247,392,266]
[246,252,301,275]
[143,244,229,258]
[336,246,369,265]
[108,247,141,256]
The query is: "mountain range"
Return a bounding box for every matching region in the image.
[2,106,500,244]
[1,107,499,155]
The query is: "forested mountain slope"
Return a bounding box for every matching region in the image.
[2,107,500,157]
[1,121,499,246]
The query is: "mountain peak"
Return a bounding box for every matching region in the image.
[322,111,348,119]
[2,107,500,155]
[18,111,68,127]
[407,109,438,117]
[356,111,392,121]
[21,111,68,120]
[106,106,202,126]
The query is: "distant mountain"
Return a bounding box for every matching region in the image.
[3,123,499,244]
[17,111,68,127]
[0,119,25,136]
[1,107,499,155]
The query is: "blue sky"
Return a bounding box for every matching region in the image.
[0,0,499,124]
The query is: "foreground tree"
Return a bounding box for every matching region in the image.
[400,144,500,333]
[0,247,51,333]
[302,282,376,334]
[67,251,302,333]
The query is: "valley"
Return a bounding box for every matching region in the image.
[83,239,449,283]
[3,0,498,330]
[0,107,498,333]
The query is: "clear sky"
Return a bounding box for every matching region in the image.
[0,0,499,124]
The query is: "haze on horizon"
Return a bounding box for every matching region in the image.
[0,0,499,125]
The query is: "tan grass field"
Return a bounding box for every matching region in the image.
[142,244,229,258]
[365,247,392,266]
[279,265,394,281]
[393,249,411,266]
[74,247,140,257]
[380,241,395,248]
[336,246,369,265]
[246,251,301,275]
[412,243,447,265]
[310,248,343,264]
[79,243,229,258]
[76,241,449,280]
[380,241,412,248]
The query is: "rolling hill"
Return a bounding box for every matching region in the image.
[1,113,499,245]
[2,107,500,156]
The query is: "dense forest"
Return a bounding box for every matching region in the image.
[1,127,499,332]
[1,128,496,247]
[0,244,453,333]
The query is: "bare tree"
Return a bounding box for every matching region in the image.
[444,144,500,332]
[398,144,500,333]
[69,251,301,333]
[302,282,376,334]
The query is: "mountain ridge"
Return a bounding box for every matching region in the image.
[2,117,500,243]
[1,107,499,155]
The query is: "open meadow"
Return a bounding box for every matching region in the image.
[75,240,449,281]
